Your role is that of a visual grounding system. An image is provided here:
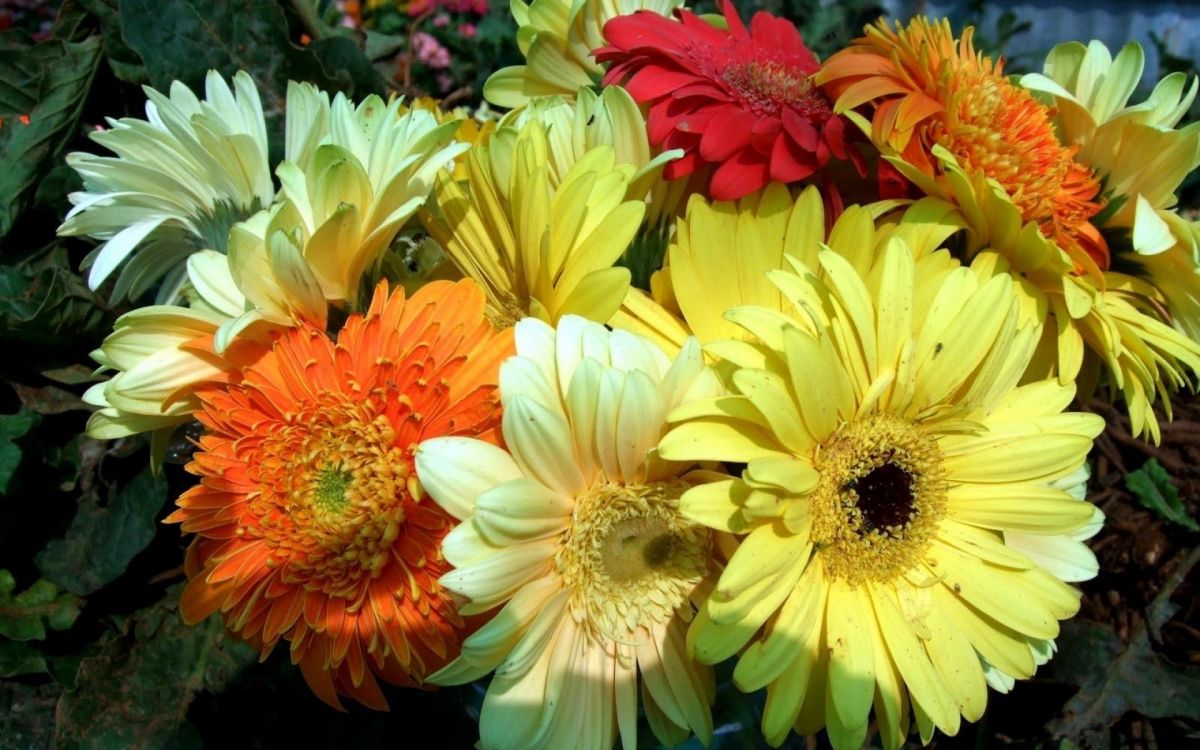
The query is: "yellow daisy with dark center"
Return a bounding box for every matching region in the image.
[660,242,1104,749]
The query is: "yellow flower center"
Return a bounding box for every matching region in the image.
[250,397,414,598]
[556,481,710,641]
[811,413,945,584]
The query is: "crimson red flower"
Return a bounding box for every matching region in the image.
[596,0,861,201]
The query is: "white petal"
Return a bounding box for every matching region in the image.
[415,437,523,521]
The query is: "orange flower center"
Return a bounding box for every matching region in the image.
[936,68,1107,268]
[720,61,827,118]
[251,395,413,598]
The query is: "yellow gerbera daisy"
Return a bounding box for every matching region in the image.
[483,0,682,109]
[1021,41,1200,341]
[496,86,684,225]
[414,315,725,750]
[817,17,1200,441]
[658,243,1103,748]
[612,182,962,355]
[421,119,646,327]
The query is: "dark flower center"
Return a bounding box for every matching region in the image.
[846,461,916,534]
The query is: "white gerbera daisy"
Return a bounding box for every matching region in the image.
[415,315,725,750]
[59,70,277,301]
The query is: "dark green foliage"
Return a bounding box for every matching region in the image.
[0,32,101,238]
[0,409,39,494]
[1125,458,1200,531]
[53,586,258,749]
[1050,549,1200,745]
[37,467,169,596]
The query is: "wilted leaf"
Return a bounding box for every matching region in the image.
[36,467,168,596]
[0,570,83,641]
[1049,547,1200,744]
[40,364,100,386]
[14,383,88,414]
[54,586,257,749]
[0,34,102,238]
[0,247,111,343]
[0,408,39,494]
[1125,458,1199,531]
[0,682,60,748]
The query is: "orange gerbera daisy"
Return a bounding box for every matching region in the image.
[167,279,512,709]
[817,17,1108,273]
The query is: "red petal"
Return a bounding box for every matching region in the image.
[750,118,782,155]
[664,149,702,180]
[782,108,820,152]
[750,13,816,70]
[647,99,685,144]
[770,136,818,183]
[720,0,748,37]
[709,151,771,201]
[699,108,756,162]
[602,12,690,52]
[823,115,848,160]
[625,67,699,101]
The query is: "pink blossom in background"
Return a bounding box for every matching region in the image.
[433,12,451,26]
[436,73,455,93]
[458,22,477,38]
[413,31,452,69]
[407,0,434,15]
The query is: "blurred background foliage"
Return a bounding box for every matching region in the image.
[0,1,1198,748]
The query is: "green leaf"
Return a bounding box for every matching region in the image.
[0,570,83,641]
[76,0,151,83]
[0,246,112,344]
[1124,458,1199,531]
[0,408,39,494]
[0,639,49,677]
[53,586,258,749]
[0,34,102,238]
[36,467,169,596]
[364,30,406,61]
[118,0,384,140]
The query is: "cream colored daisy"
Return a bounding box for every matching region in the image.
[415,315,725,750]
[659,242,1103,748]
[59,71,274,301]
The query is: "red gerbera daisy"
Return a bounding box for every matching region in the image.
[167,279,512,710]
[596,0,861,201]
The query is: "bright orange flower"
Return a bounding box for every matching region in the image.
[167,279,512,709]
[817,17,1109,272]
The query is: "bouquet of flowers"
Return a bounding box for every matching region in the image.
[21,0,1200,747]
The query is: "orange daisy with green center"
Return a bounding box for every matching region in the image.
[817,17,1108,273]
[167,279,512,709]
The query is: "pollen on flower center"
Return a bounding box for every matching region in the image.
[556,481,710,640]
[811,413,946,584]
[719,60,828,118]
[252,396,412,596]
